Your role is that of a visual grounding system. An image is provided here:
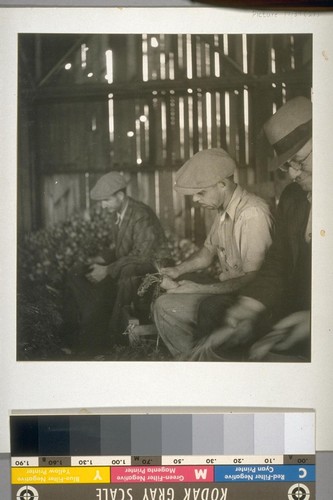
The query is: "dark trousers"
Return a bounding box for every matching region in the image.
[195,294,238,340]
[63,262,155,355]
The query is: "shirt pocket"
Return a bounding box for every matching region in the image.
[217,245,243,280]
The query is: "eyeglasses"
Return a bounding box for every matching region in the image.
[279,150,312,173]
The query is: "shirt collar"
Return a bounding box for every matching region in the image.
[219,184,243,221]
[116,199,129,225]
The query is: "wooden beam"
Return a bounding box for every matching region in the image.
[29,68,311,103]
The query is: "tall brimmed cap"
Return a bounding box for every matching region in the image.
[174,148,236,195]
[90,172,128,200]
[264,96,312,169]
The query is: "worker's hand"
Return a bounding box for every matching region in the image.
[249,310,310,360]
[224,296,265,328]
[90,255,106,264]
[85,263,108,283]
[166,280,206,294]
[160,275,179,291]
[160,266,181,280]
[188,318,255,361]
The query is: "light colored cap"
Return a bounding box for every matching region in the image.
[174,148,236,195]
[90,172,128,200]
[263,96,312,169]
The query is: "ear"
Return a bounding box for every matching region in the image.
[217,180,226,189]
[117,191,125,202]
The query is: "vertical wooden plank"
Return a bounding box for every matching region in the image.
[128,172,139,200]
[137,172,147,205]
[87,99,110,172]
[249,35,275,186]
[201,92,208,150]
[130,97,138,168]
[148,97,156,167]
[41,173,82,227]
[274,34,292,74]
[191,34,198,79]
[18,98,39,232]
[138,100,146,164]
[183,94,190,160]
[143,171,157,212]
[147,34,158,80]
[180,34,187,80]
[158,170,175,232]
[200,38,206,78]
[228,91,238,161]
[236,90,248,186]
[210,91,217,148]
[153,97,163,167]
[125,34,143,82]
[116,97,132,169]
[165,94,173,164]
[218,91,227,150]
[191,35,200,155]
[171,93,181,163]
[171,34,180,78]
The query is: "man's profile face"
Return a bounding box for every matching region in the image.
[192,183,224,210]
[101,192,123,212]
[286,139,312,193]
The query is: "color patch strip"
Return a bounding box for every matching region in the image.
[192,414,224,455]
[223,414,254,455]
[38,416,70,456]
[284,413,315,454]
[10,417,39,457]
[161,415,193,455]
[131,415,162,456]
[254,413,285,455]
[69,416,101,456]
[11,466,111,484]
[10,412,315,458]
[100,415,131,455]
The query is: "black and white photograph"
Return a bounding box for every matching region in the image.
[17,32,313,362]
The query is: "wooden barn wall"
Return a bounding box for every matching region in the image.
[22,33,312,242]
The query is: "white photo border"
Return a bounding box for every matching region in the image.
[1,7,333,452]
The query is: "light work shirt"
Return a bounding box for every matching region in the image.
[204,185,273,282]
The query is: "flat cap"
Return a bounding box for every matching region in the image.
[90,172,128,200]
[175,148,236,195]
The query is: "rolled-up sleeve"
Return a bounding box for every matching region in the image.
[235,206,273,273]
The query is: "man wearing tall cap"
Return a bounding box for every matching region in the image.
[153,148,273,358]
[63,171,170,357]
[191,96,312,362]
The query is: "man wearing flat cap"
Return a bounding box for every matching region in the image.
[153,148,273,358]
[191,96,312,362]
[64,171,170,357]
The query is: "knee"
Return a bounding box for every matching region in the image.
[197,296,217,322]
[118,264,137,280]
[154,294,175,319]
[197,295,235,334]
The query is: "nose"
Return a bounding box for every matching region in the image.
[288,166,302,181]
[101,200,108,209]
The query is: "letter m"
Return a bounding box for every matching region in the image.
[194,468,208,480]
